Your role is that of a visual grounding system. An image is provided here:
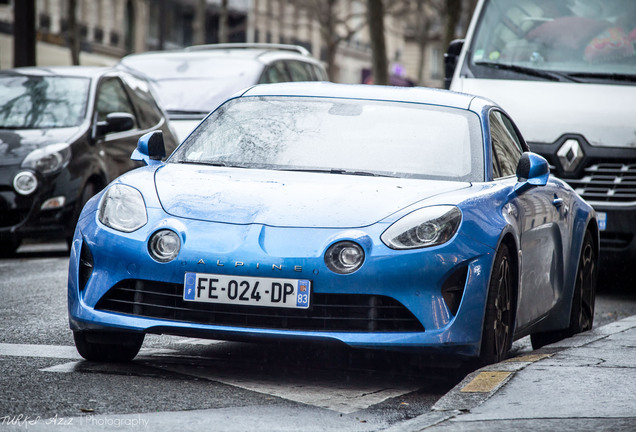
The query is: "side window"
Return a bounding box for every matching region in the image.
[286,61,314,81]
[259,62,290,84]
[120,74,162,129]
[490,110,523,178]
[313,64,328,81]
[96,78,136,125]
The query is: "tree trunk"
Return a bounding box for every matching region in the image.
[193,0,206,45]
[68,0,80,65]
[219,0,229,43]
[322,0,338,80]
[367,0,388,85]
[444,0,461,52]
[14,0,37,67]
[158,0,167,50]
[415,0,428,86]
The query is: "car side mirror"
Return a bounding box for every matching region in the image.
[444,39,464,90]
[131,130,166,166]
[514,152,550,193]
[96,112,135,136]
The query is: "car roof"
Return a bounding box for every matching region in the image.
[120,44,323,68]
[0,66,118,79]
[239,82,484,111]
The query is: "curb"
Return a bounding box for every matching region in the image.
[389,315,636,431]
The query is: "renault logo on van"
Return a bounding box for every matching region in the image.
[557,139,584,173]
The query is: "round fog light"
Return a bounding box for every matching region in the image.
[325,241,365,274]
[13,171,38,195]
[148,230,181,263]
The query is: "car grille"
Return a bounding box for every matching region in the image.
[567,163,636,203]
[95,279,424,332]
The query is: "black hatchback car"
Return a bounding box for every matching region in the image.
[0,67,178,255]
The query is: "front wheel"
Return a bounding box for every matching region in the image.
[73,330,144,362]
[0,235,21,257]
[531,230,597,349]
[479,244,514,366]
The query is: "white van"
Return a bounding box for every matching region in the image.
[446,0,636,271]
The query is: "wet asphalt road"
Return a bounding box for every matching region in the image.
[1,241,634,430]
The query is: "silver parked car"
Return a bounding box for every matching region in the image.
[118,43,328,141]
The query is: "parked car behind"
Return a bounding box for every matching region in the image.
[68,82,598,366]
[0,67,178,255]
[118,43,329,141]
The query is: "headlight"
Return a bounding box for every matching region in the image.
[22,143,71,175]
[13,171,38,195]
[98,184,147,232]
[148,229,181,262]
[381,206,462,250]
[325,241,365,274]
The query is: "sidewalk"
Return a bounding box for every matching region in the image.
[386,315,636,431]
[0,34,117,69]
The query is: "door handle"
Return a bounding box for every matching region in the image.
[552,197,564,208]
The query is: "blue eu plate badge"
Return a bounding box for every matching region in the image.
[184,273,196,300]
[296,279,310,308]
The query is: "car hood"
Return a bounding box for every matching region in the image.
[456,78,636,148]
[154,164,470,228]
[0,127,81,166]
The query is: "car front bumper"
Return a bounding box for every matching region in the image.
[68,208,497,359]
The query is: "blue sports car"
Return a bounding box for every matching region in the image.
[68,82,598,365]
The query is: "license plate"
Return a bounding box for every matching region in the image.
[183,272,311,309]
[597,212,607,231]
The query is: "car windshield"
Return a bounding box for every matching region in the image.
[120,55,262,113]
[120,55,261,81]
[0,75,90,128]
[170,96,484,182]
[469,0,636,83]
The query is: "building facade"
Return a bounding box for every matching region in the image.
[0,0,449,87]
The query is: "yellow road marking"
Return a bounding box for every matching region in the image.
[460,371,512,393]
[504,353,552,363]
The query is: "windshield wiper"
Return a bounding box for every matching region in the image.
[474,61,581,83]
[280,168,391,177]
[180,160,245,168]
[565,72,636,84]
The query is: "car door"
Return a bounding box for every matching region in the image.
[92,76,145,182]
[491,110,566,328]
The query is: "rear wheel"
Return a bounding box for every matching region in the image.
[479,244,514,365]
[73,330,144,362]
[531,230,597,349]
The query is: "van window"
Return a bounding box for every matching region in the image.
[468,0,636,82]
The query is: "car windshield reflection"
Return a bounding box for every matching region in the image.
[0,75,90,128]
[171,96,484,182]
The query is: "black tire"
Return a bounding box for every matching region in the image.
[479,244,514,365]
[531,230,597,349]
[67,182,97,249]
[73,330,144,362]
[0,235,21,258]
